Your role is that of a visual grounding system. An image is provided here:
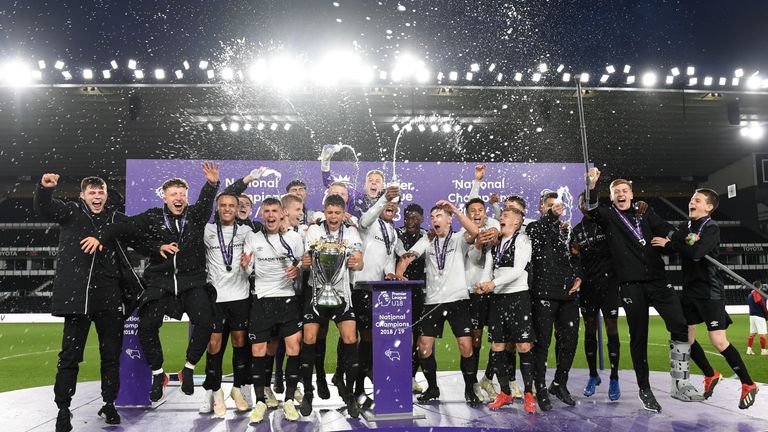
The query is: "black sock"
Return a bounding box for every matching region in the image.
[204,350,223,391]
[721,344,753,385]
[356,340,372,395]
[584,331,598,377]
[607,334,620,380]
[519,350,534,393]
[470,347,480,381]
[232,346,250,387]
[420,352,438,389]
[264,354,275,388]
[460,355,476,392]
[690,340,715,377]
[412,335,420,377]
[335,337,344,377]
[275,340,286,379]
[315,338,327,380]
[342,342,359,395]
[251,356,266,402]
[285,355,300,401]
[490,350,510,394]
[300,343,316,394]
[485,348,495,380]
[506,349,517,381]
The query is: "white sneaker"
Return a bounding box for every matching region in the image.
[249,401,268,424]
[293,388,304,404]
[198,389,213,414]
[472,383,485,403]
[230,386,249,412]
[241,384,254,409]
[479,376,497,400]
[213,389,227,417]
[412,378,424,394]
[510,380,524,399]
[762,349,768,356]
[747,347,755,355]
[283,400,300,421]
[265,387,279,409]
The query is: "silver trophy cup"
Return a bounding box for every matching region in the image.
[309,237,349,308]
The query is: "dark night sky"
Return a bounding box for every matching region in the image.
[1,0,767,78]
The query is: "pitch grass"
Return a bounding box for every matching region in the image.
[0,315,765,393]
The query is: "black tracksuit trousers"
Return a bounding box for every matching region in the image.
[532,298,579,390]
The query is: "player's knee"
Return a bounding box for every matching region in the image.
[516,342,532,353]
[208,340,221,354]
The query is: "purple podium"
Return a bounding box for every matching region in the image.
[115,309,154,407]
[359,280,426,421]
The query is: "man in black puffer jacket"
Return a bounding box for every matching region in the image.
[35,174,147,432]
[82,162,220,403]
[526,191,582,411]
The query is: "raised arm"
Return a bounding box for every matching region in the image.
[437,200,479,238]
[188,161,221,224]
[33,174,74,223]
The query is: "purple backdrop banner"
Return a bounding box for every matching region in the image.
[125,160,586,227]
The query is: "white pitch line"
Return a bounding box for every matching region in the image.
[0,349,58,361]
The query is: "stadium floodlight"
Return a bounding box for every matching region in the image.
[379,70,387,80]
[404,123,413,132]
[183,60,190,70]
[470,63,480,72]
[488,63,496,72]
[580,73,589,83]
[62,70,72,80]
[453,124,461,132]
[449,71,458,81]
[735,68,744,78]
[562,72,571,82]
[199,60,209,69]
[243,123,252,131]
[102,70,111,79]
[436,72,444,80]
[496,73,503,82]
[688,77,698,86]
[38,60,46,69]
[719,77,727,86]
[763,79,768,89]
[134,70,144,79]
[256,122,265,130]
[391,53,429,82]
[31,70,42,80]
[514,72,522,81]
[626,75,635,84]
[606,65,616,74]
[703,76,713,86]
[430,124,439,132]
[220,123,227,131]
[665,75,674,84]
[110,60,118,70]
[270,123,278,131]
[154,69,165,80]
[82,69,93,80]
[467,124,474,132]
[557,64,565,73]
[732,77,740,86]
[284,123,292,131]
[207,123,214,131]
[623,64,631,73]
[248,59,268,83]
[54,60,65,70]
[671,67,680,76]
[599,74,609,83]
[206,69,215,79]
[230,122,240,132]
[221,67,234,80]
[686,66,695,76]
[532,72,541,82]
[742,123,765,140]
[747,75,761,90]
[1,60,33,86]
[641,72,656,87]
[465,72,473,81]
[174,70,183,79]
[441,123,452,133]
[128,59,137,70]
[417,124,426,132]
[539,63,548,73]
[392,124,400,132]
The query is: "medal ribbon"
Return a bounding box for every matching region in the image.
[434,231,454,273]
[378,219,393,255]
[216,221,237,270]
[494,233,518,269]
[163,206,187,243]
[612,205,645,245]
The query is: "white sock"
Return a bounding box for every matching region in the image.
[185,361,196,370]
[152,368,164,376]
